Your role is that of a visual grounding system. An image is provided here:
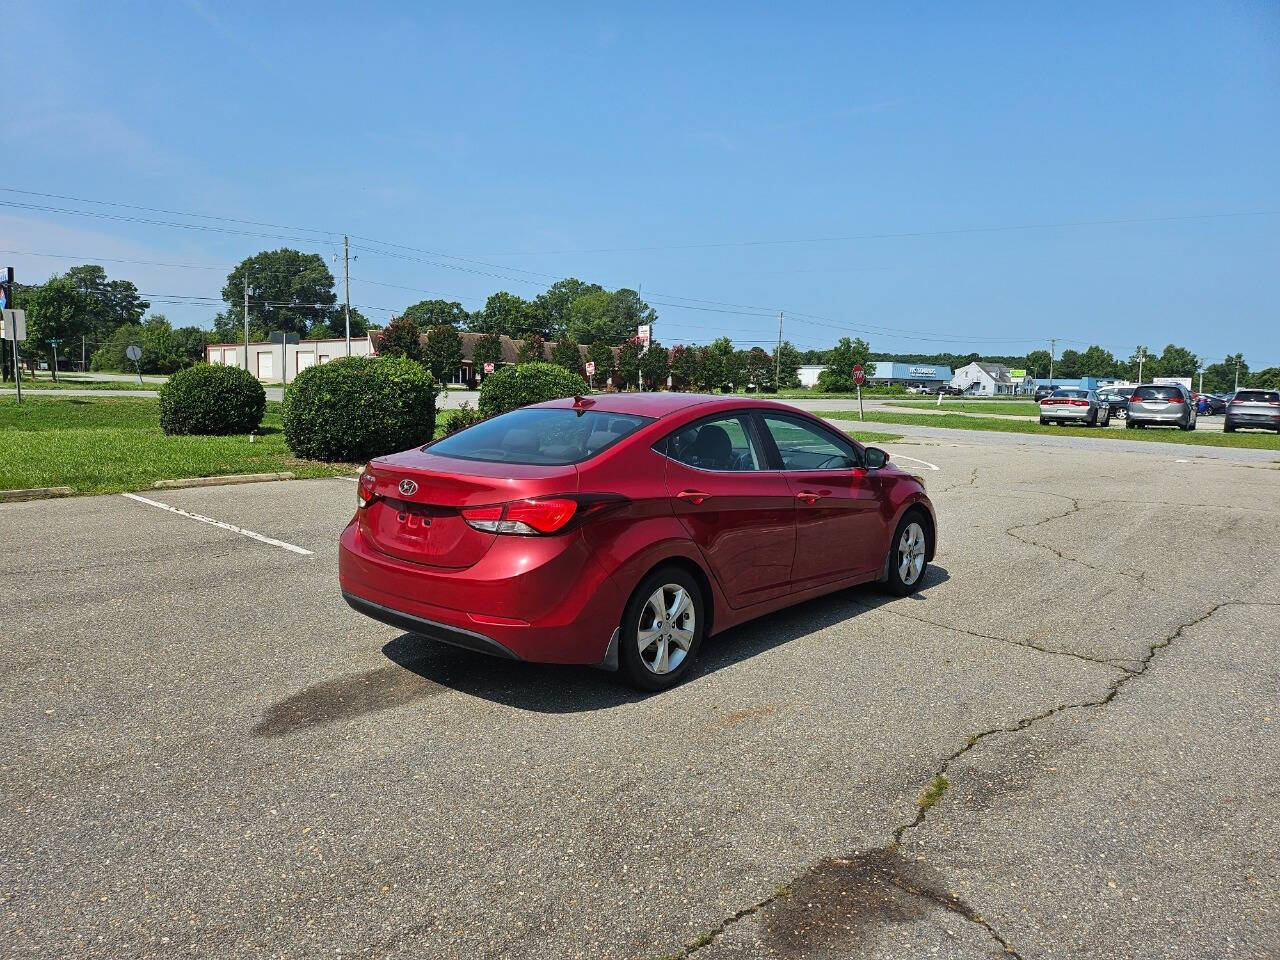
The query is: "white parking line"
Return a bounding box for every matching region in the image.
[337,476,359,483]
[121,493,314,556]
[888,453,941,471]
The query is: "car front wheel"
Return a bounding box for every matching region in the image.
[618,567,706,691]
[884,513,930,596]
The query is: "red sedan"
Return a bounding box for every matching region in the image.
[339,393,936,690]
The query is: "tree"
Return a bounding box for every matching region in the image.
[425,324,464,383]
[609,288,657,341]
[537,279,606,340]
[744,347,775,391]
[471,291,546,338]
[775,340,802,389]
[550,337,584,376]
[64,264,149,344]
[669,344,699,391]
[1025,349,1052,378]
[403,299,469,328]
[1155,343,1199,379]
[171,325,210,367]
[1249,366,1279,390]
[516,333,547,364]
[378,314,424,362]
[639,341,670,390]
[698,345,725,391]
[1056,349,1083,379]
[1076,345,1118,379]
[587,340,615,386]
[219,249,338,340]
[827,337,872,380]
[473,333,504,379]
[564,288,616,344]
[615,339,642,389]
[22,275,88,379]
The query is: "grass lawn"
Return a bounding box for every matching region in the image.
[817,409,1280,451]
[845,429,905,444]
[889,400,1041,416]
[0,397,354,495]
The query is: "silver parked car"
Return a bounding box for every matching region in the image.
[1126,383,1197,431]
[1224,389,1280,433]
[1039,388,1110,427]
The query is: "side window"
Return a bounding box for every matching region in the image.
[661,415,763,472]
[760,414,859,471]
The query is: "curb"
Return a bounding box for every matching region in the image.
[0,486,76,502]
[153,472,295,490]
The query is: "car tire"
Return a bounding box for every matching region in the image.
[1087,410,1097,427]
[618,566,706,692]
[1225,424,1235,433]
[1126,420,1136,429]
[883,512,930,597]
[1039,417,1048,425]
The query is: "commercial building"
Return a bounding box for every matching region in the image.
[869,362,954,387]
[206,336,373,383]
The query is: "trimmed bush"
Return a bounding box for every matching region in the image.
[441,401,487,437]
[283,355,438,462]
[158,363,266,435]
[478,361,589,417]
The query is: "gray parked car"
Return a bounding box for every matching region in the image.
[1126,383,1197,430]
[1039,387,1110,427]
[1224,389,1280,433]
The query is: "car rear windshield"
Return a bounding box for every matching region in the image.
[1234,390,1279,403]
[1134,386,1181,400]
[426,408,652,465]
[1051,389,1087,398]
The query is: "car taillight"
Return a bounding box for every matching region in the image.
[357,470,377,507]
[1166,396,1182,404]
[1130,397,1142,404]
[1070,399,1089,406]
[462,498,579,535]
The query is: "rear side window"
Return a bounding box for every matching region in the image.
[1134,386,1181,400]
[428,408,651,465]
[659,415,763,471]
[1234,390,1279,403]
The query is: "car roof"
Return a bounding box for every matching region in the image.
[533,392,806,419]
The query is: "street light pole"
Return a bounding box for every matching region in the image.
[243,277,251,371]
[1048,338,1056,385]
[344,235,352,357]
[774,311,783,388]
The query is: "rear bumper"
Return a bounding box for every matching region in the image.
[338,519,627,665]
[1128,408,1187,424]
[1225,412,1280,428]
[1041,406,1092,420]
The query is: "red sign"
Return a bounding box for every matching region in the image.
[483,362,495,375]
[585,361,595,376]
[853,364,866,386]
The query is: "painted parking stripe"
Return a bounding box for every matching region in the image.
[887,453,941,471]
[121,493,314,556]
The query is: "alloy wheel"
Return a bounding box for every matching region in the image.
[898,522,927,586]
[637,584,696,675]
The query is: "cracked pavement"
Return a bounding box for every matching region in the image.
[2,438,1278,959]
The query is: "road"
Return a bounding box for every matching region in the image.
[1,435,1278,959]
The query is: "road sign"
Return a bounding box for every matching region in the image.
[585,361,595,377]
[637,324,651,347]
[125,345,142,362]
[483,361,495,375]
[49,338,63,348]
[1,309,26,341]
[269,330,301,345]
[853,364,866,386]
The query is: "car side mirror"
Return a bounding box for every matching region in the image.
[864,447,889,469]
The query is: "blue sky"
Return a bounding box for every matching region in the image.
[3,1,1277,364]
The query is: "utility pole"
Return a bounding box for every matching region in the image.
[243,277,251,370]
[81,335,86,372]
[1234,356,1241,391]
[774,311,784,389]
[1137,346,1146,384]
[343,235,352,357]
[636,282,644,391]
[1048,338,1056,385]
[1198,367,1204,393]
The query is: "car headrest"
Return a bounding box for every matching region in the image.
[694,424,732,464]
[501,428,539,454]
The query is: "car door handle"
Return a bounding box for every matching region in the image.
[677,490,711,505]
[795,490,826,504]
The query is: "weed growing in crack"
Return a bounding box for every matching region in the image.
[917,774,949,811]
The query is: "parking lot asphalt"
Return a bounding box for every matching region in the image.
[2,438,1278,959]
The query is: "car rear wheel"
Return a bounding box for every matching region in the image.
[883,513,930,596]
[618,567,705,691]
[1039,416,1048,425]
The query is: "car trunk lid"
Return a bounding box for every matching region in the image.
[358,449,579,568]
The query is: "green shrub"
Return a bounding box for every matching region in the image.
[158,363,266,435]
[816,369,856,392]
[441,401,487,437]
[478,361,589,417]
[283,355,438,462]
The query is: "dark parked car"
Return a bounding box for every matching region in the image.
[339,393,937,691]
[1225,389,1280,433]
[1033,385,1058,402]
[937,384,964,396]
[1195,393,1227,415]
[1096,386,1135,420]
